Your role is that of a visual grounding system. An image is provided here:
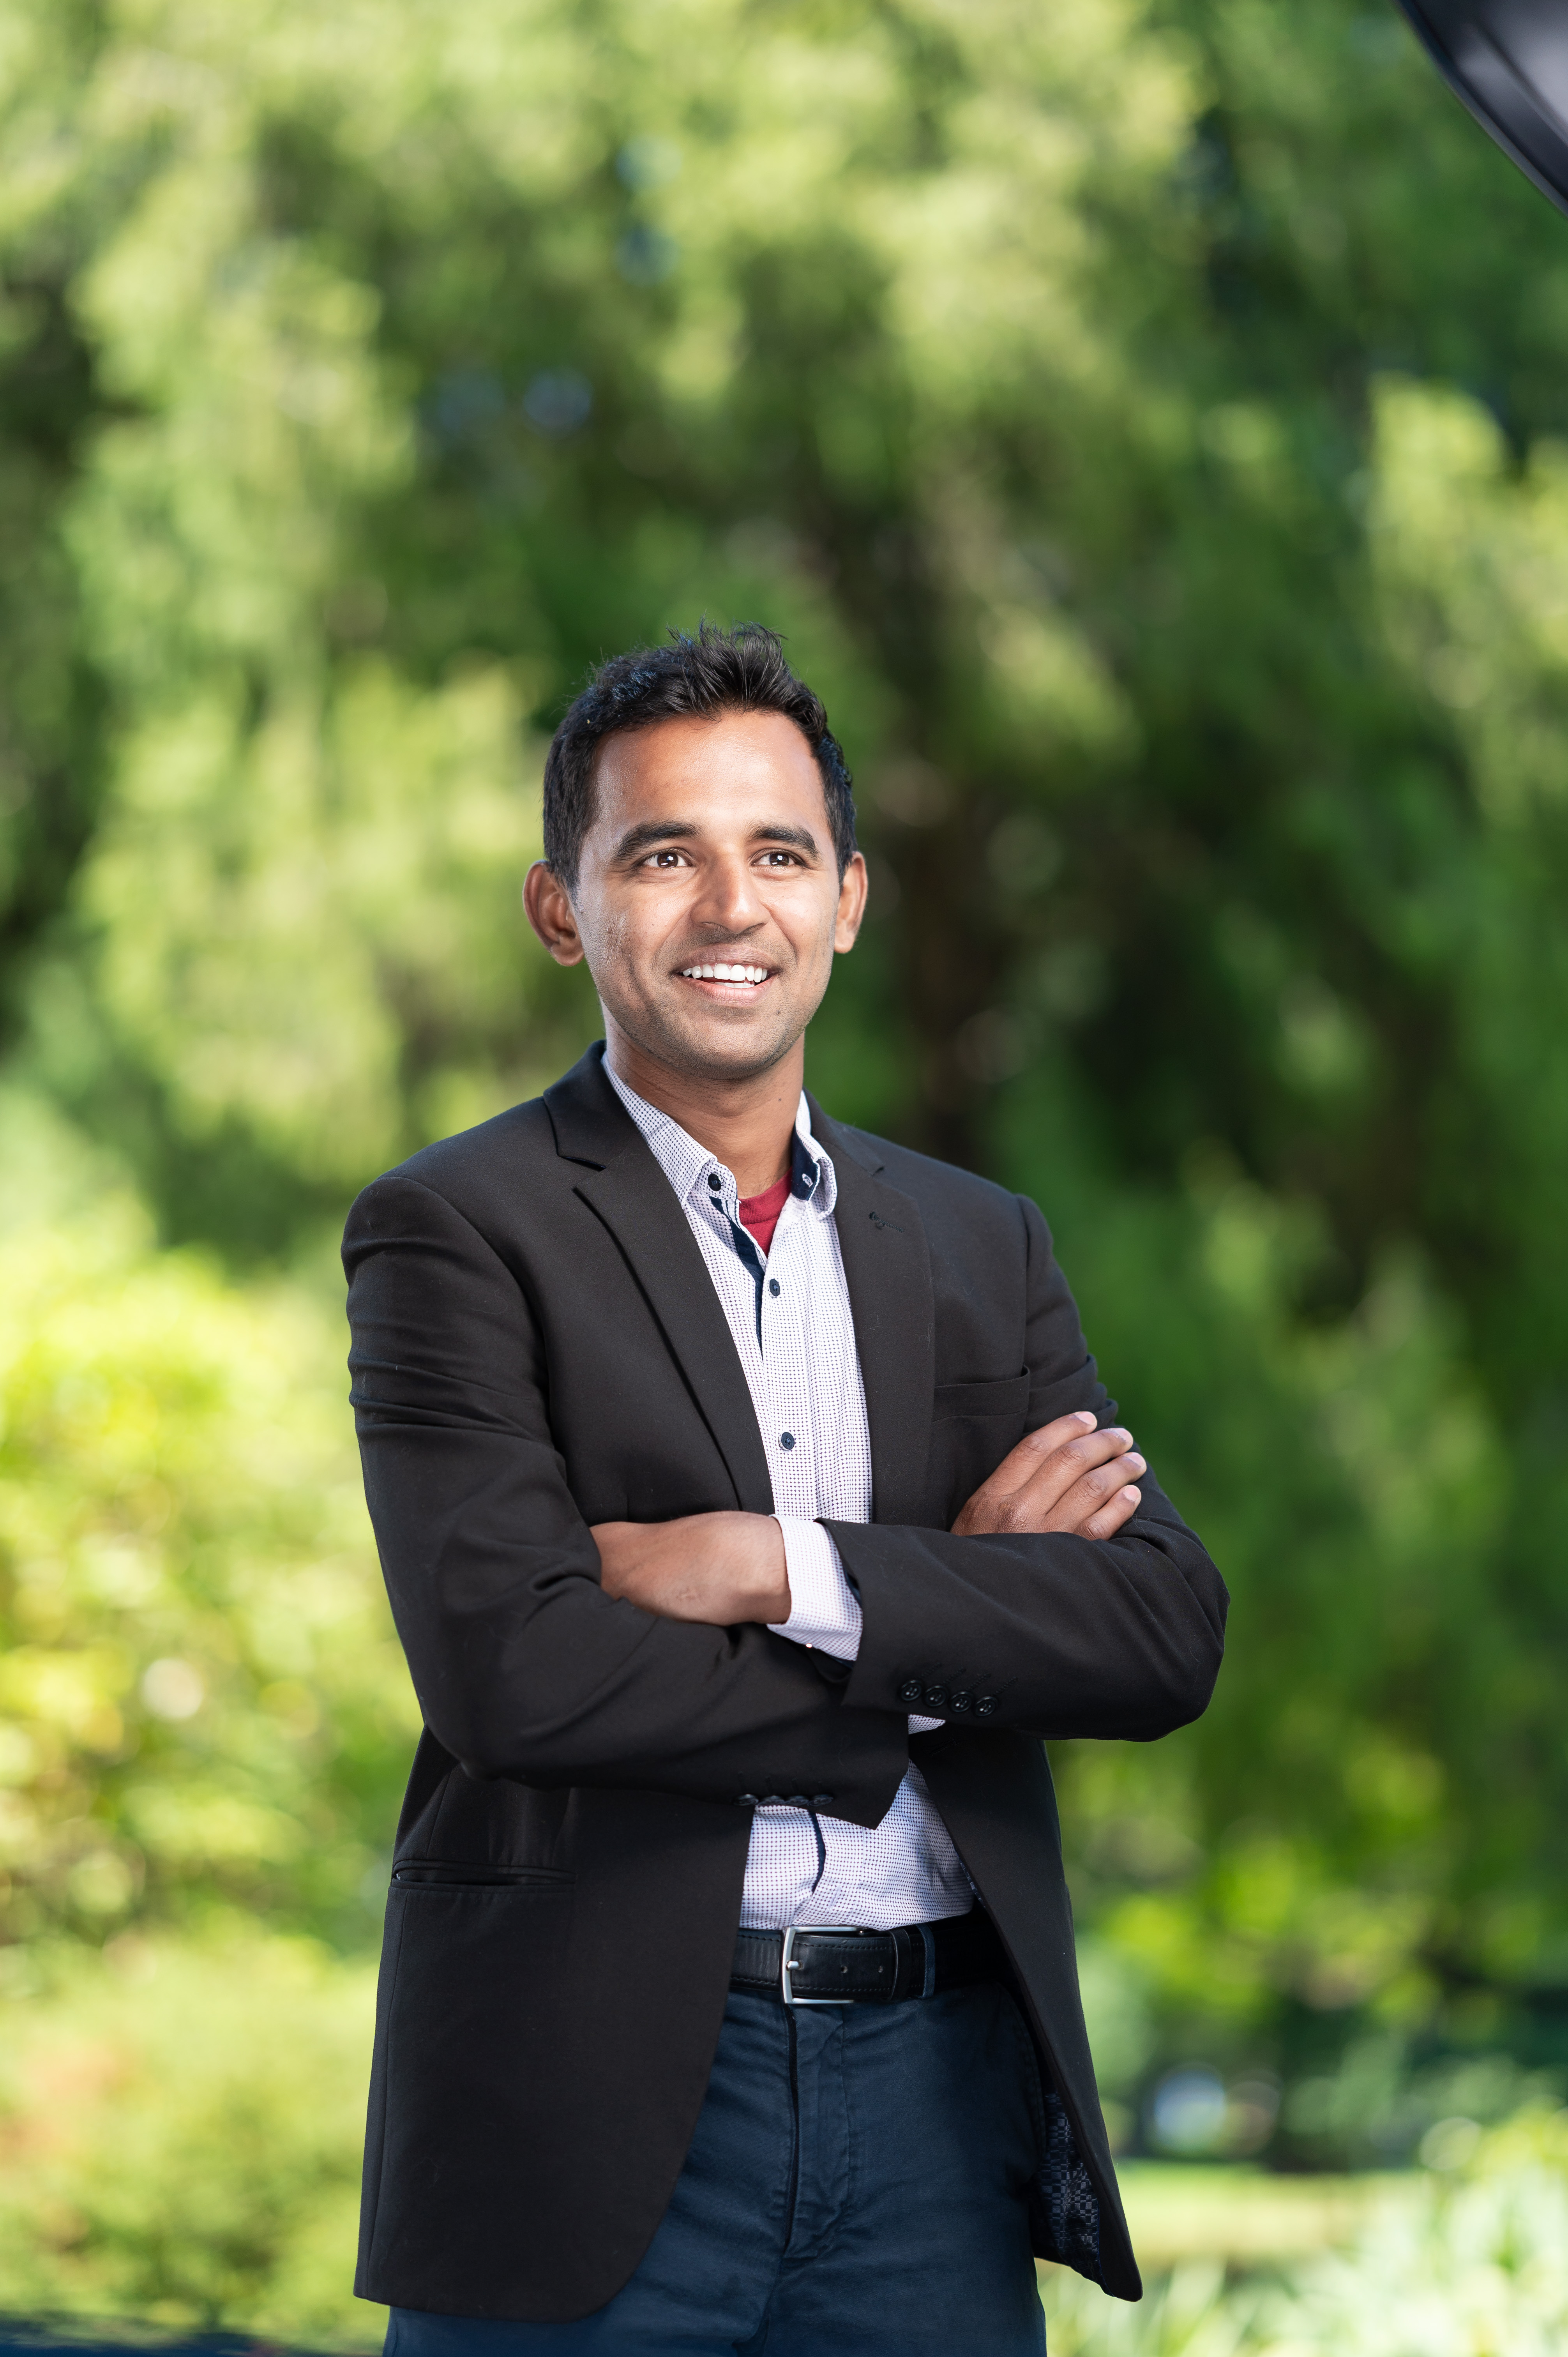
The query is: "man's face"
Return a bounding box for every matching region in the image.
[530,709,866,1084]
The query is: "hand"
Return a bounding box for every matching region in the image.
[592,1511,792,1626]
[952,1410,1145,1542]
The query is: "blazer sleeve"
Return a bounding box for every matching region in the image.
[824,1196,1229,1742]
[343,1172,908,1824]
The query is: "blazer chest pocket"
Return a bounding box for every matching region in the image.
[927,1373,1031,1525]
[932,1375,1031,1422]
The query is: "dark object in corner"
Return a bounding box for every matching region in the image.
[1397,0,1568,217]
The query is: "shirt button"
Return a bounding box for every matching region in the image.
[897,1678,923,1704]
[779,1431,795,1450]
[707,1172,722,1192]
[768,1278,780,1297]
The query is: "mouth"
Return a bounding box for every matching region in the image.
[675,959,776,1000]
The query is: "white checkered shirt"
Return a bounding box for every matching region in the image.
[604,1062,974,1931]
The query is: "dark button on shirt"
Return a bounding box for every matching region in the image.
[779,1431,795,1450]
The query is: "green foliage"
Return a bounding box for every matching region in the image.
[1040,2109,1568,2352]
[0,1936,1561,2352]
[0,1935,379,2345]
[0,1141,417,1949]
[1,0,1567,2180]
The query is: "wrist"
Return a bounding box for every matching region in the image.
[748,1515,791,1623]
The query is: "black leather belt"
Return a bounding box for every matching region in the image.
[731,1910,1007,2006]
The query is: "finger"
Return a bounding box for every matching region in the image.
[986,1410,1100,1487]
[954,1425,1135,1535]
[968,1413,1114,1518]
[1050,1457,1145,1537]
[997,1427,1138,1524]
[1082,1482,1143,1541]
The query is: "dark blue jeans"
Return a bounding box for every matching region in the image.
[384,1979,1049,2355]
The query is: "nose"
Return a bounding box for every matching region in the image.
[688,850,767,939]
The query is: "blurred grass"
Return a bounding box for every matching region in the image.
[1113,2163,1409,2269]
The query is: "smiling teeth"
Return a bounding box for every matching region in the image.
[681,963,769,983]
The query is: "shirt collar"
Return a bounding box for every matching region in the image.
[604,1060,837,1218]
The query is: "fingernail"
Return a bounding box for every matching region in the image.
[1106,1427,1131,1444]
[1122,1485,1141,1504]
[1125,1454,1146,1476]
[1073,1411,1097,1428]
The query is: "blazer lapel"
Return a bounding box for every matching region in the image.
[810,1103,936,1529]
[546,1047,775,1516]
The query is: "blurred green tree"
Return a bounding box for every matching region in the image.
[2,0,1567,2126]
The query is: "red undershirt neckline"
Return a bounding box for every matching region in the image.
[736,1173,791,1257]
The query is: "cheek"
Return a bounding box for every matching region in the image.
[587,904,650,974]
[773,888,841,967]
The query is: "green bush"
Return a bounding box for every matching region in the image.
[0,1934,379,2346]
[1040,2112,1568,2354]
[0,1167,418,1951]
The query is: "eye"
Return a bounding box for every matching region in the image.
[642,848,690,868]
[756,850,803,868]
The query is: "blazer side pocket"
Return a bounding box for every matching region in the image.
[391,1860,575,1892]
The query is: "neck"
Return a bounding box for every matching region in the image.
[604,1023,803,1197]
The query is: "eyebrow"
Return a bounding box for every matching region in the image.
[609,818,823,863]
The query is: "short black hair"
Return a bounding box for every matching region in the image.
[541,622,856,892]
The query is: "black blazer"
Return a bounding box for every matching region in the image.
[343,1044,1227,2321]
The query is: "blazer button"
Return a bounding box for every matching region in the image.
[948,1690,974,1713]
[788,1794,811,1807]
[897,1678,923,1704]
[974,1695,998,1718]
[923,1684,949,1710]
[812,1793,835,1807]
[763,1793,785,1805]
[738,1794,759,1807]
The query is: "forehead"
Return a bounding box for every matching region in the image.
[589,709,828,836]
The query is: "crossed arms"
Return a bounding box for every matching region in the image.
[592,1413,1150,1626]
[344,1170,1226,1825]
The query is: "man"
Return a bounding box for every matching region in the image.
[344,624,1227,2356]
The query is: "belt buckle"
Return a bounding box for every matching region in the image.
[781,1923,862,2007]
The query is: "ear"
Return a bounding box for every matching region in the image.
[523,861,586,965]
[833,850,869,954]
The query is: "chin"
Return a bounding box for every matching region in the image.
[664,1013,799,1081]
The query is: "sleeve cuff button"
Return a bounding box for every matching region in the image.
[974,1695,998,1718]
[896,1678,923,1703]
